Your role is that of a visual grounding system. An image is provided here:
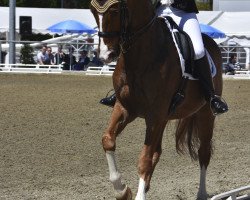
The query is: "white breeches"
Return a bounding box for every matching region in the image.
[157,5,205,60]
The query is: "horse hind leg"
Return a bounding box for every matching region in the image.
[196,105,215,200]
[102,103,135,200]
[135,120,166,200]
[175,104,214,200]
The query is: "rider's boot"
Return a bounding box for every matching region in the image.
[194,55,228,115]
[100,93,116,107]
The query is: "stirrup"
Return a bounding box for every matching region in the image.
[169,92,185,115]
[99,89,116,107]
[210,95,228,116]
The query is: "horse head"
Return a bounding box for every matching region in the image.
[90,0,155,63]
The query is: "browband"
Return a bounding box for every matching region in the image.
[91,0,120,13]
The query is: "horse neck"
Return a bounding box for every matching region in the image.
[127,0,154,31]
[121,0,158,66]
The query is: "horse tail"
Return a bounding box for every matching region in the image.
[175,114,200,161]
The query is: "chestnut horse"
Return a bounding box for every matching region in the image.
[91,0,223,199]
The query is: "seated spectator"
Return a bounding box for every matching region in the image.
[225,54,242,75]
[64,47,77,70]
[1,51,7,64]
[74,50,90,71]
[55,46,66,65]
[90,51,103,66]
[44,47,55,65]
[37,46,48,65]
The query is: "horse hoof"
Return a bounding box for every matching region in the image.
[196,195,208,200]
[116,186,132,200]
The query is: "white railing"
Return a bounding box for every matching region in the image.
[0,63,63,74]
[223,69,250,79]
[235,70,250,75]
[85,65,115,76]
[211,185,250,200]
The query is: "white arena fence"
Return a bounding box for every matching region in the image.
[0,63,63,74]
[1,63,250,79]
[0,63,116,75]
[85,65,115,76]
[223,70,250,79]
[211,185,250,200]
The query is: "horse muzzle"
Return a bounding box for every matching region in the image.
[99,48,119,63]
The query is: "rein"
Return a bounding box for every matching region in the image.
[120,14,157,53]
[91,0,157,53]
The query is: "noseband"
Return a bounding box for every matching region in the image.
[91,0,157,53]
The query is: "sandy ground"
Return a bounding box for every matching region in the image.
[0,73,249,200]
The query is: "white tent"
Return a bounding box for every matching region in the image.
[197,11,250,45]
[1,7,250,41]
[0,7,97,34]
[197,11,250,68]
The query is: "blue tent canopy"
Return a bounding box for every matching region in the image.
[200,23,226,38]
[47,20,97,34]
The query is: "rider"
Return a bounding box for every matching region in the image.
[100,0,228,115]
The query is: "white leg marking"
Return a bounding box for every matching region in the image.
[197,166,208,199]
[98,14,112,60]
[135,178,146,200]
[106,151,126,197]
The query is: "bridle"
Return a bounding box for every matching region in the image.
[91,0,157,53]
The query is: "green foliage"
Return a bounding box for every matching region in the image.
[83,0,91,9]
[0,0,91,8]
[20,44,35,64]
[21,33,57,41]
[196,2,212,11]
[0,0,8,6]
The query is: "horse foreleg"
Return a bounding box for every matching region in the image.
[106,151,132,200]
[135,121,166,200]
[135,142,162,200]
[102,103,134,200]
[196,105,215,200]
[145,129,164,193]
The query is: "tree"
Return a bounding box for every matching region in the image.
[20,44,35,64]
[0,0,91,8]
[209,0,213,10]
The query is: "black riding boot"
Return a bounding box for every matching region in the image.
[100,92,116,107]
[194,56,228,115]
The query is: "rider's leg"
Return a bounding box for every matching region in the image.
[194,56,228,115]
[180,11,228,115]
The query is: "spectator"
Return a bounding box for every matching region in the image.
[91,51,103,66]
[74,50,90,70]
[225,54,241,75]
[1,51,7,64]
[37,46,48,65]
[64,47,76,70]
[44,47,55,65]
[55,46,66,65]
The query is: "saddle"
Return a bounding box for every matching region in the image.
[165,16,195,75]
[163,16,196,114]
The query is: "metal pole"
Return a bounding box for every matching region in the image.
[61,0,64,8]
[9,0,16,64]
